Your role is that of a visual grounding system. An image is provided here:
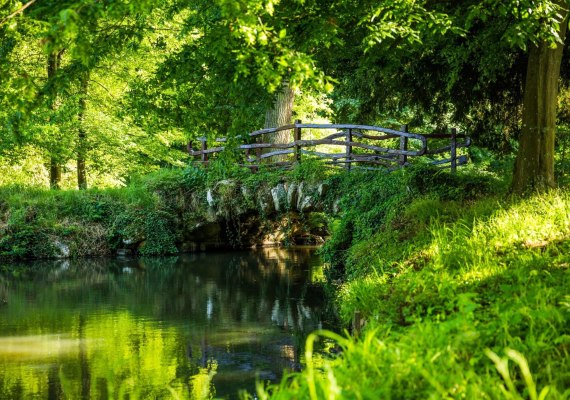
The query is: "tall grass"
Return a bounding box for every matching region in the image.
[256,190,570,399]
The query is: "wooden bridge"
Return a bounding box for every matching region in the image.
[188,121,471,172]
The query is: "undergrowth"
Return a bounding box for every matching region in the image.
[252,169,570,398]
[0,159,338,259]
[0,169,199,258]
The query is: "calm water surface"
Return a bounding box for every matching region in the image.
[0,247,331,399]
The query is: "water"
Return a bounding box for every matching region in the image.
[0,247,331,399]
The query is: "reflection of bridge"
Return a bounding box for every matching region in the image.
[189,121,472,172]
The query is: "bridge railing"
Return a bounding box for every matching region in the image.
[188,121,471,172]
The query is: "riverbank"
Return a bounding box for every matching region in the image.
[258,172,570,398]
[0,165,333,260]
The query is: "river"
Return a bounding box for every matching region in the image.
[0,247,332,399]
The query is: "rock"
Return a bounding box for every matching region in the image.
[298,196,313,212]
[206,189,215,207]
[258,190,275,215]
[296,182,305,211]
[285,182,298,210]
[214,180,240,216]
[333,198,342,214]
[317,182,329,197]
[297,182,316,212]
[53,240,70,258]
[215,180,237,199]
[271,184,287,212]
[240,185,256,212]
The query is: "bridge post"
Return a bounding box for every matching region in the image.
[450,127,457,173]
[255,136,262,173]
[294,119,302,163]
[399,124,409,166]
[199,137,208,164]
[346,128,353,171]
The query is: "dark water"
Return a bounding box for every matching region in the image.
[0,248,331,399]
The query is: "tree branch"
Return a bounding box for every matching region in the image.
[91,79,116,99]
[0,0,37,26]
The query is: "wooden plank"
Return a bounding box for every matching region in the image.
[201,140,208,163]
[331,159,397,167]
[301,150,396,160]
[251,123,427,148]
[400,124,408,165]
[346,128,352,171]
[189,146,225,156]
[450,127,457,173]
[294,119,302,162]
[320,131,400,141]
[236,140,425,156]
[250,124,297,136]
[295,123,426,140]
[321,131,348,141]
[246,149,295,161]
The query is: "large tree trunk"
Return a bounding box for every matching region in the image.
[47,51,62,190]
[77,71,89,190]
[264,83,295,161]
[512,9,568,194]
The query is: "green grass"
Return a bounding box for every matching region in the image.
[254,186,570,399]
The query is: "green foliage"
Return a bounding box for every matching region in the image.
[182,166,208,190]
[0,171,190,259]
[260,188,570,399]
[289,158,332,184]
[139,210,178,255]
[320,164,504,279]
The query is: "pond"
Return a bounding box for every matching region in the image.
[0,247,333,399]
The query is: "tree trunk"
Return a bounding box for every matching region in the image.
[264,83,295,161]
[77,71,89,190]
[512,9,569,194]
[47,51,62,190]
[49,158,61,190]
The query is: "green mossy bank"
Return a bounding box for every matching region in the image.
[0,165,332,259]
[1,161,568,398]
[254,166,570,399]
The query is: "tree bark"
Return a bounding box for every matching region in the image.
[49,159,61,190]
[512,8,569,194]
[264,83,295,161]
[47,51,62,190]
[77,71,89,190]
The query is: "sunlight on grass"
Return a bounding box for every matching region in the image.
[260,189,570,399]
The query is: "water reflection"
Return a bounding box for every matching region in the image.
[0,247,330,399]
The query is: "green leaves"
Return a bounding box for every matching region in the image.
[363,1,459,49]
[466,0,569,51]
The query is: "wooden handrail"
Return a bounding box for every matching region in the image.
[188,122,471,172]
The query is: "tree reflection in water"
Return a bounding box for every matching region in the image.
[0,247,331,399]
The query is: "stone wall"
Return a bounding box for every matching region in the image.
[111,179,335,256]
